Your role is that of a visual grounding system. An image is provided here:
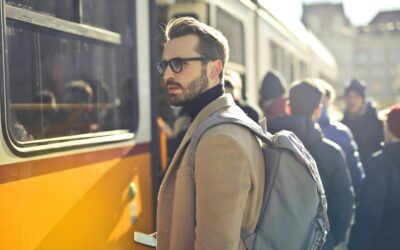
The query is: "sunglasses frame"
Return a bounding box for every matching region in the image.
[157,56,209,75]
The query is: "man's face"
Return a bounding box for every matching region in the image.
[162,34,209,106]
[344,91,364,114]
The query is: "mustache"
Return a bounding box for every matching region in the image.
[165,80,183,88]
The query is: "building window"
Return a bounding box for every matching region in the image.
[308,15,321,34]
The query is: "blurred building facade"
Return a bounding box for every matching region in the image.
[302,3,400,106]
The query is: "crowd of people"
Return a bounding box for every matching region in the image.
[152,16,399,250]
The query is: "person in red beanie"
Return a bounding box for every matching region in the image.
[259,70,288,118]
[348,103,400,250]
[386,104,400,140]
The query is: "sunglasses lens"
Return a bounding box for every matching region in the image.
[156,61,166,75]
[170,58,182,73]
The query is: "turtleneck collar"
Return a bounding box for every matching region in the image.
[182,83,224,121]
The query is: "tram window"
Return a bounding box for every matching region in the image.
[300,61,308,78]
[5,0,79,22]
[81,0,134,35]
[5,17,137,143]
[270,42,279,70]
[216,8,245,65]
[283,53,292,83]
[287,56,295,83]
[270,41,284,73]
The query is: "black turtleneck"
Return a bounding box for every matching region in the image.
[182,84,224,121]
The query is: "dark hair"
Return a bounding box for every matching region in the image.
[289,79,324,117]
[165,17,229,81]
[63,80,93,103]
[344,78,366,99]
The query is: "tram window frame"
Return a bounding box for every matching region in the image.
[270,41,279,71]
[215,7,245,66]
[300,61,308,78]
[215,7,247,99]
[1,2,139,154]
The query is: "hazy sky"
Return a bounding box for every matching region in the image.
[261,0,400,26]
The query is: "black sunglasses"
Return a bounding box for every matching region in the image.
[156,57,209,75]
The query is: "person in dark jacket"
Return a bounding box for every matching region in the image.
[268,79,355,250]
[342,78,384,166]
[317,79,365,199]
[348,103,400,250]
[224,69,261,122]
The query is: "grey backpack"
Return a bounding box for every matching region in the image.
[190,110,329,250]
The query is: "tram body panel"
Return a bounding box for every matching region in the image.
[0,150,153,250]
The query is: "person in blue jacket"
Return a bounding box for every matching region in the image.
[317,79,365,199]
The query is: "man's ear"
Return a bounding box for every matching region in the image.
[286,101,292,115]
[312,103,322,122]
[208,60,223,80]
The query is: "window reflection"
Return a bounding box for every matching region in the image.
[6,19,136,142]
[6,0,134,35]
[6,0,79,22]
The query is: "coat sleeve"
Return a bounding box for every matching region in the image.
[373,118,384,151]
[348,158,388,250]
[327,148,355,246]
[344,129,365,199]
[194,132,251,250]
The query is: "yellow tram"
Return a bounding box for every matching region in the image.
[0,1,160,249]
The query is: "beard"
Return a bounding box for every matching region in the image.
[167,68,208,106]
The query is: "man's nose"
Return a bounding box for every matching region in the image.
[163,65,175,82]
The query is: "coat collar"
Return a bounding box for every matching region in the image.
[160,94,235,191]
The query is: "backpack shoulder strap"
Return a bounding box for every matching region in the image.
[189,112,272,168]
[191,112,273,149]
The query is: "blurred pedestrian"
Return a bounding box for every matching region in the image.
[224,69,260,122]
[317,79,365,199]
[342,79,384,165]
[268,79,354,250]
[348,104,400,250]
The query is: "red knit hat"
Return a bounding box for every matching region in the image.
[387,104,400,139]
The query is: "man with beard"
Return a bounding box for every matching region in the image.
[154,17,265,250]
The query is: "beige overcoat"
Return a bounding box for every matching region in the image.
[156,94,265,250]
